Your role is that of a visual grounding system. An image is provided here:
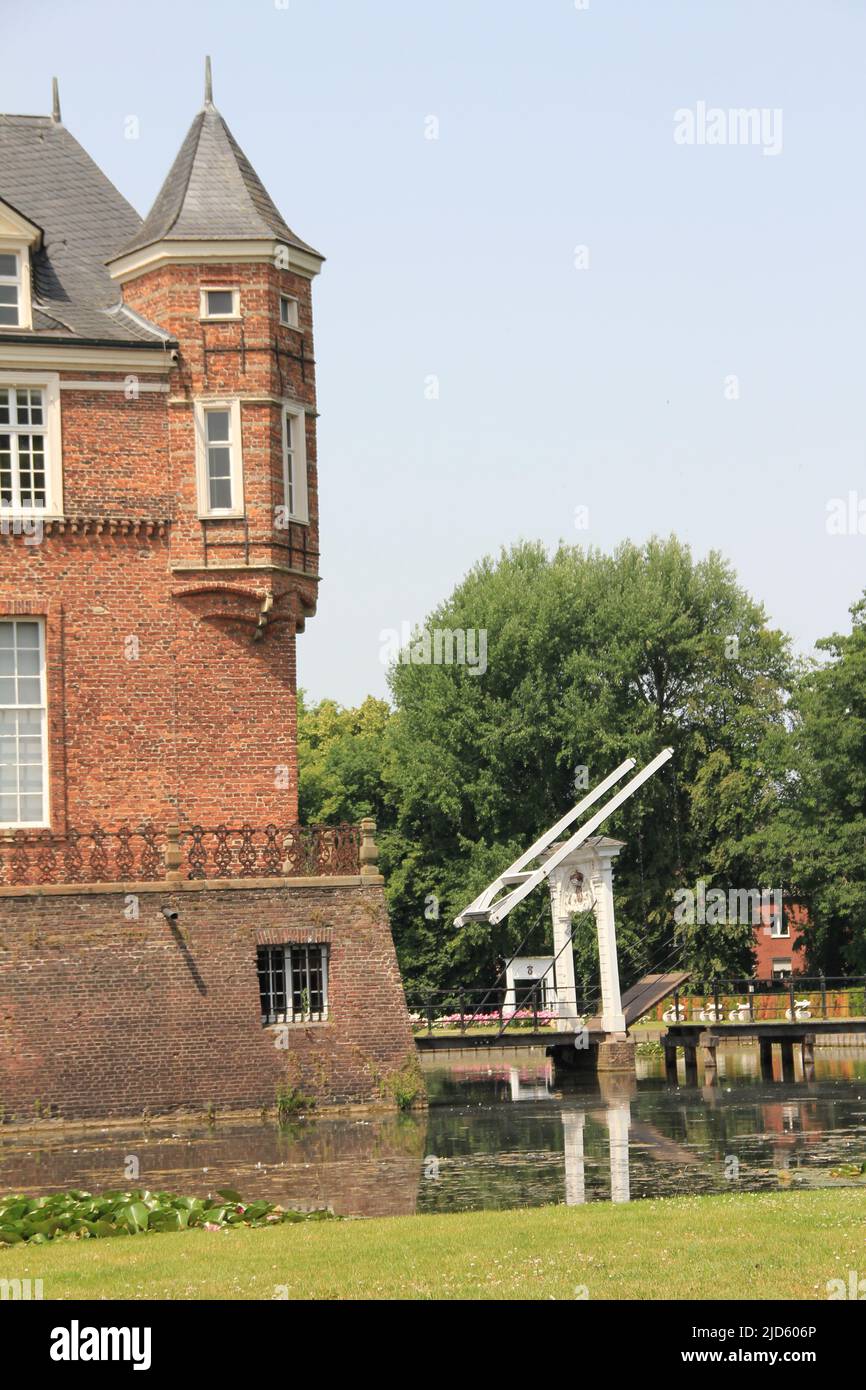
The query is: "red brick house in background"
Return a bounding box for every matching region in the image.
[753,899,808,980]
[0,65,416,1120]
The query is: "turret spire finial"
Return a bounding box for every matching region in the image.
[51,76,62,124]
[204,56,213,108]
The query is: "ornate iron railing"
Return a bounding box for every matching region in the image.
[0,821,366,886]
[0,825,166,886]
[181,823,361,880]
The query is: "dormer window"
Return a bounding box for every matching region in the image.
[200,286,240,320]
[0,253,21,327]
[279,295,299,329]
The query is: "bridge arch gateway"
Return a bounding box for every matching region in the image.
[544,836,626,1035]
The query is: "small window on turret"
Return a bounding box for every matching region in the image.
[200,287,239,320]
[279,295,299,329]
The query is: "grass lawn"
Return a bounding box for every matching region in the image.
[2,1188,865,1300]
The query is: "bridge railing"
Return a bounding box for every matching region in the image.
[407,985,601,1036]
[661,975,866,1025]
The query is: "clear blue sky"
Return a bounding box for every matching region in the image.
[5,0,865,704]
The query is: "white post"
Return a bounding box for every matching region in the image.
[545,836,626,1036]
[548,881,580,1029]
[592,849,626,1035]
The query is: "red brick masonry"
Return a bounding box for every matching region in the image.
[0,878,417,1121]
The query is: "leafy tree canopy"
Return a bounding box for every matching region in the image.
[300,537,798,995]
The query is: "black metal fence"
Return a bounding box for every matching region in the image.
[407,985,601,1035]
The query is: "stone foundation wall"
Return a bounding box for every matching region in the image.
[0,877,418,1121]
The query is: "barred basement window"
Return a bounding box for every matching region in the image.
[257,944,329,1024]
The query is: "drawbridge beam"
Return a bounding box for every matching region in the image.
[455,748,673,929]
[454,747,675,1042]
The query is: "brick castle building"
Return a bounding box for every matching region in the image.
[0,65,416,1120]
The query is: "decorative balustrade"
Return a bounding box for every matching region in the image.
[0,820,368,886]
[179,823,362,880]
[0,825,166,886]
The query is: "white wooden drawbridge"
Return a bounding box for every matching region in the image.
[454,749,674,1036]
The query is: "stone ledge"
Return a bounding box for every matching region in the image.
[0,873,384,899]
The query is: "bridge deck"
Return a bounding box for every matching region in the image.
[585,971,692,1030]
[665,1018,866,1042]
[414,1028,605,1052]
[414,970,692,1051]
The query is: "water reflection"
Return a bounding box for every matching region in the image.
[0,1047,864,1218]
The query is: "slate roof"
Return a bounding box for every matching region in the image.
[0,81,320,349]
[115,100,322,261]
[0,114,169,345]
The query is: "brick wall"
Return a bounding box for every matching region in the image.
[0,879,418,1120]
[0,257,322,831]
[753,900,808,979]
[2,526,301,827]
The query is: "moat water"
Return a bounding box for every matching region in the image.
[2,1048,866,1216]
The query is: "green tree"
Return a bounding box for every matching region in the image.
[384,537,794,993]
[297,691,394,826]
[766,595,866,972]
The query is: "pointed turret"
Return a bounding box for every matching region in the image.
[108,58,322,277]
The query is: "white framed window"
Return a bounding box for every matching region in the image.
[281,404,308,524]
[200,286,240,320]
[0,372,62,515]
[0,252,21,327]
[194,399,244,517]
[771,959,792,979]
[0,619,48,828]
[770,911,789,938]
[279,295,299,329]
[257,943,329,1024]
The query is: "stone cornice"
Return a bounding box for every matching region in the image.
[0,515,171,538]
[0,342,174,372]
[107,238,323,285]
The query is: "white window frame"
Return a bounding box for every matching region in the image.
[281,402,308,524]
[193,398,244,518]
[770,912,789,939]
[0,371,63,517]
[0,250,24,329]
[279,294,299,329]
[199,285,240,321]
[0,618,49,830]
[258,943,329,1025]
